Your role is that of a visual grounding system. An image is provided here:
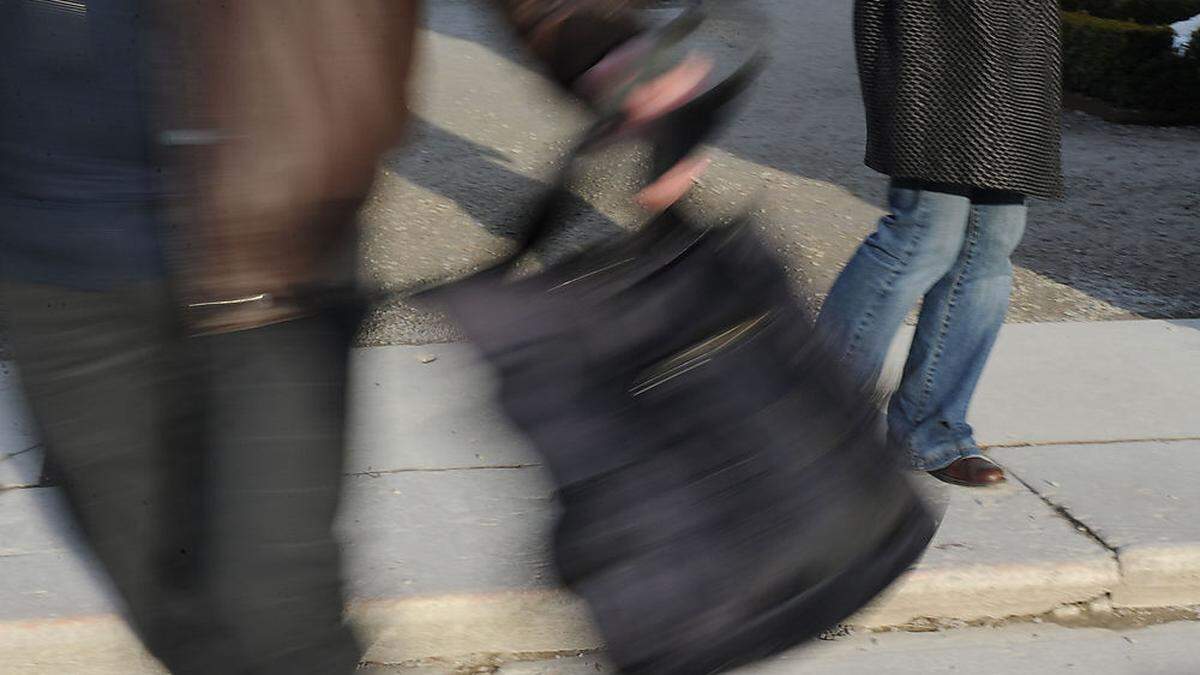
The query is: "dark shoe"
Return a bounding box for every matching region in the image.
[928,456,1005,487]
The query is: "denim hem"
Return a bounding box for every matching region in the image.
[907,443,985,472]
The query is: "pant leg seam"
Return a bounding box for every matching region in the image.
[911,205,981,426]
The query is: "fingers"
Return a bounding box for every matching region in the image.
[622,55,713,127]
[604,53,716,212]
[635,154,711,212]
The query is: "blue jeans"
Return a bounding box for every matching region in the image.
[816,181,1027,471]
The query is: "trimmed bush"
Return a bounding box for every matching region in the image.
[1061,0,1200,25]
[1062,11,1200,119]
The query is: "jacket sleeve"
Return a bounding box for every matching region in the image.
[491,1,643,89]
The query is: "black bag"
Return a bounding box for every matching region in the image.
[426,14,937,673]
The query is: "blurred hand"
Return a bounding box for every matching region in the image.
[622,55,713,212]
[621,54,712,127]
[635,154,711,212]
[586,50,714,212]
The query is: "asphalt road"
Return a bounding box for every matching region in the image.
[357,0,1200,345]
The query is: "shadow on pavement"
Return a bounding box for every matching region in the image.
[418,1,1200,321]
[382,117,626,247]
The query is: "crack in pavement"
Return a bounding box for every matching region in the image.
[1001,465,1118,556]
[5,462,546,485]
[345,463,541,478]
[1,444,46,492]
[0,443,42,461]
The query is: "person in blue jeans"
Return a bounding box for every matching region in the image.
[818,183,1029,485]
[824,0,1064,486]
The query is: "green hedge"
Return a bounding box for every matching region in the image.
[1061,0,1200,25]
[1062,11,1200,119]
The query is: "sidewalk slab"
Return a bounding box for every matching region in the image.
[992,440,1200,608]
[0,489,132,620]
[0,468,561,623]
[342,469,558,601]
[2,470,1114,624]
[4,319,1200,483]
[0,445,40,489]
[0,362,39,488]
[0,467,1114,666]
[347,318,1200,476]
[966,319,1200,447]
[346,345,535,474]
[0,362,36,455]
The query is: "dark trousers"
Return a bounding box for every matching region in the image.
[2,282,360,674]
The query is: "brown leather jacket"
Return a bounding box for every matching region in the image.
[177,1,640,333]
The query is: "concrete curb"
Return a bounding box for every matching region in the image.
[0,594,600,674]
[354,591,599,663]
[1113,544,1200,609]
[0,615,163,675]
[8,555,1197,672]
[854,560,1120,628]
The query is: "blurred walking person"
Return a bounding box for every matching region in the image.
[816,0,1063,486]
[0,1,706,672]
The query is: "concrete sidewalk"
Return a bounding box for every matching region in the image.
[1,319,1198,672]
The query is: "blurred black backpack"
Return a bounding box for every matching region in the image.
[426,11,937,673]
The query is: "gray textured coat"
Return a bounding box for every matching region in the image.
[854,0,1064,199]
